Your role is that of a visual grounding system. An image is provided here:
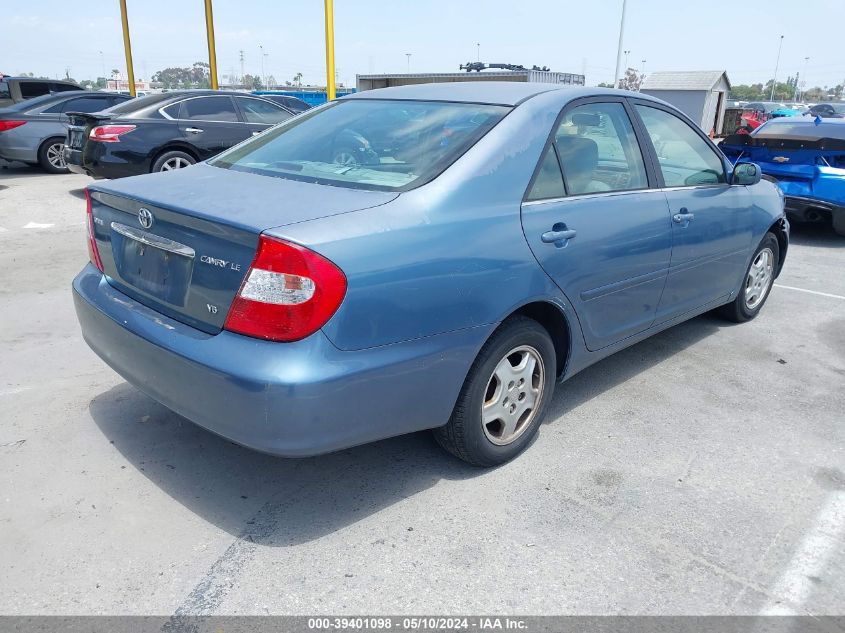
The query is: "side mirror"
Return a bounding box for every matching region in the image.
[732,162,762,186]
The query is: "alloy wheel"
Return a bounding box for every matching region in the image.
[161,156,192,171]
[481,345,545,446]
[47,143,66,169]
[745,247,774,310]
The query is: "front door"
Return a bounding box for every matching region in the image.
[520,100,672,351]
[632,103,754,322]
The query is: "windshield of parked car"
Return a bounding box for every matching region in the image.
[209,99,511,191]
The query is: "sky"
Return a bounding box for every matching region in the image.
[4,0,845,90]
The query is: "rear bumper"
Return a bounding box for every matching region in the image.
[783,195,845,222]
[64,143,149,179]
[73,265,483,457]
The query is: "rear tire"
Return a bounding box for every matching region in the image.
[152,150,195,173]
[832,213,845,237]
[434,316,556,467]
[718,232,779,323]
[37,137,68,174]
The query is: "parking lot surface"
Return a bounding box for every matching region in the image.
[1,164,843,616]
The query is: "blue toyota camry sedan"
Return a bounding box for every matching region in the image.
[73,82,788,466]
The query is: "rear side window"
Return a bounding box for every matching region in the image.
[635,105,726,187]
[59,96,111,114]
[0,82,10,99]
[526,146,566,201]
[19,82,51,99]
[235,97,292,124]
[554,102,648,195]
[180,96,239,122]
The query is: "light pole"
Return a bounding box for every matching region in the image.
[613,0,628,89]
[770,35,784,102]
[624,50,630,71]
[99,51,105,80]
[476,42,480,62]
[259,44,265,87]
[641,59,646,78]
[798,56,809,101]
[406,53,411,73]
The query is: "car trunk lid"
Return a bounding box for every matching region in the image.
[89,163,398,333]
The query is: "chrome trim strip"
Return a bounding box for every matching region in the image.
[522,184,735,206]
[110,222,196,258]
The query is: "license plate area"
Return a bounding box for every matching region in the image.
[110,222,194,306]
[68,129,84,149]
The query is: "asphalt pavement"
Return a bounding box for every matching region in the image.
[0,164,843,616]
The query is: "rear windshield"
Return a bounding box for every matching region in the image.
[209,99,510,191]
[753,119,845,141]
[106,92,173,115]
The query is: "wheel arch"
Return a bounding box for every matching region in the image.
[504,300,572,379]
[149,144,199,172]
[768,217,789,277]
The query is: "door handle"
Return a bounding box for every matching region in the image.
[541,223,577,247]
[672,207,695,224]
[185,127,204,134]
[252,131,261,136]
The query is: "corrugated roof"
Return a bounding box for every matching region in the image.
[640,70,730,91]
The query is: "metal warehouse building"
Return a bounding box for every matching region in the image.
[640,70,731,136]
[356,70,585,92]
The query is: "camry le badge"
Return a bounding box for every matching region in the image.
[772,156,790,163]
[138,208,154,229]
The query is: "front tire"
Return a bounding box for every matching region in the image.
[152,150,196,173]
[832,213,845,237]
[719,232,779,322]
[434,316,556,467]
[37,138,68,174]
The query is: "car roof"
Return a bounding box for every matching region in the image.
[343,81,633,106]
[2,90,117,112]
[0,76,79,85]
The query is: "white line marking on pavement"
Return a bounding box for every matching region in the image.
[760,491,845,615]
[22,221,55,229]
[775,284,845,301]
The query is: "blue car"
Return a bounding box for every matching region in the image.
[73,83,788,466]
[721,117,845,236]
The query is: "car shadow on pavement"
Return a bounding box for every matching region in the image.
[543,312,731,422]
[89,383,481,545]
[89,311,732,546]
[788,222,845,248]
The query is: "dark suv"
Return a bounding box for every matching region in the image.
[0,76,83,109]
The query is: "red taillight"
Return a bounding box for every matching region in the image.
[0,120,26,132]
[85,189,103,272]
[224,236,347,342]
[89,124,136,143]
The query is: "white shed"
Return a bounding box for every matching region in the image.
[640,70,731,136]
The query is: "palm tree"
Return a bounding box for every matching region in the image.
[294,72,303,87]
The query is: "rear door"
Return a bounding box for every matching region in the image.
[233,96,293,137]
[520,98,672,351]
[631,101,753,322]
[174,95,247,159]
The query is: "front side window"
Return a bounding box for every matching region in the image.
[179,96,239,122]
[636,105,726,187]
[210,99,510,191]
[235,97,292,124]
[553,102,648,195]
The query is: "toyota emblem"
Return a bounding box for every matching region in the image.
[138,208,153,229]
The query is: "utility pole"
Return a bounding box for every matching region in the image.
[476,42,480,62]
[770,35,784,102]
[641,59,647,78]
[613,0,627,88]
[406,53,411,73]
[203,0,219,89]
[259,44,265,87]
[324,0,336,101]
[624,50,630,72]
[99,51,105,80]
[118,0,136,96]
[798,56,809,101]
